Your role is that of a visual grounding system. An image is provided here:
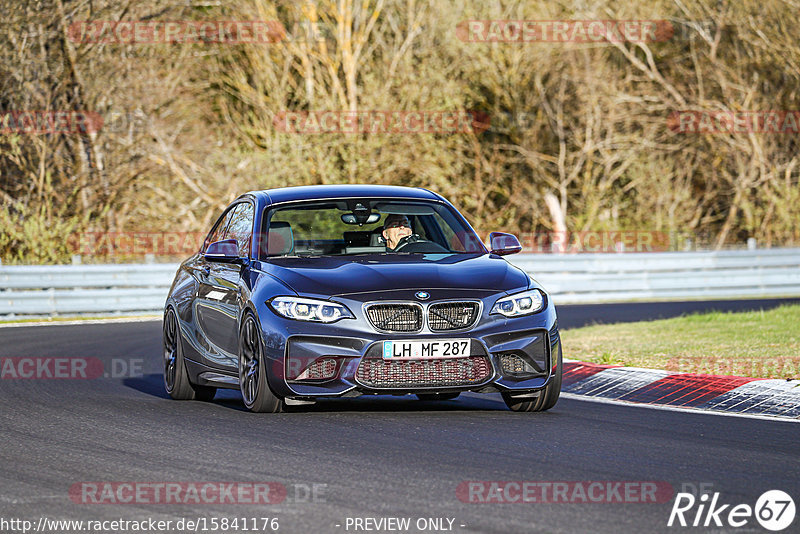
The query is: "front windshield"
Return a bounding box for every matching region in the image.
[260,199,485,258]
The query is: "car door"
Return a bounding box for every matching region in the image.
[194,202,253,369]
[211,202,255,362]
[177,206,234,365]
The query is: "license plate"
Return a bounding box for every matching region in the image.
[382,339,471,360]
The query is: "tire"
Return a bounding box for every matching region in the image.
[163,308,216,401]
[416,392,460,401]
[239,312,284,413]
[502,344,562,412]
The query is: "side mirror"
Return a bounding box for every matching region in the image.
[489,232,522,256]
[204,239,240,262]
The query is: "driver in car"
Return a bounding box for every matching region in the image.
[382,214,413,251]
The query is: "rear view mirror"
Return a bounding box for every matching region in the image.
[341,213,381,225]
[204,239,240,262]
[489,232,522,256]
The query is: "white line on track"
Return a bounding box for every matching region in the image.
[0,316,161,328]
[463,392,799,422]
[560,392,800,423]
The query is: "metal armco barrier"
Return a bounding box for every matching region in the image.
[511,248,800,304]
[0,264,178,316]
[1,248,799,316]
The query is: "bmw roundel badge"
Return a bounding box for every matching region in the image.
[415,291,430,300]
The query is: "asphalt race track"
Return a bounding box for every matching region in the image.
[556,297,800,329]
[1,300,798,534]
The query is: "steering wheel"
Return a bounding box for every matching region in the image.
[394,233,424,251]
[394,234,451,253]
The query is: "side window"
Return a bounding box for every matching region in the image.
[204,208,236,251]
[226,202,255,257]
[415,214,448,249]
[412,216,429,240]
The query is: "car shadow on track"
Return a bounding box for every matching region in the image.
[125,373,509,413]
[288,396,508,413]
[123,373,172,400]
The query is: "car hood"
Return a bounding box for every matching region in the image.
[262,253,529,298]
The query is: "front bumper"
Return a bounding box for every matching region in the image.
[255,289,560,399]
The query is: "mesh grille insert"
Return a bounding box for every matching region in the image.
[500,354,529,374]
[355,356,492,389]
[299,358,338,380]
[428,302,480,331]
[366,304,422,332]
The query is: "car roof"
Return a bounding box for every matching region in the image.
[244,184,442,205]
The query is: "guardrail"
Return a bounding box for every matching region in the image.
[512,248,800,303]
[1,248,799,316]
[0,264,177,316]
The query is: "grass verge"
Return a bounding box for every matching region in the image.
[561,304,800,379]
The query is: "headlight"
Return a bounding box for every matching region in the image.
[490,289,545,317]
[269,296,354,323]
